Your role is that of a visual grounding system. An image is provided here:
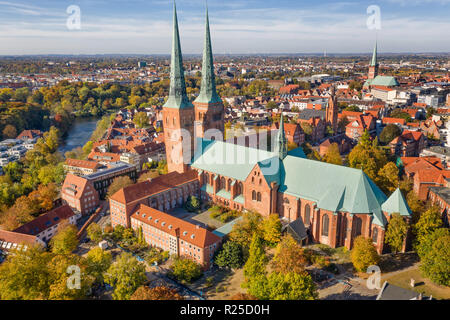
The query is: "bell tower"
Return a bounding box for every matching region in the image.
[368,41,378,80]
[162,2,195,174]
[326,85,338,134]
[193,6,224,140]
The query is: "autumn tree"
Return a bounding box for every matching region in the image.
[230,211,263,249]
[131,286,184,300]
[104,252,147,300]
[242,234,268,298]
[323,143,342,165]
[265,271,317,300]
[50,222,79,255]
[351,236,380,272]
[133,112,150,128]
[2,124,17,139]
[107,176,133,199]
[385,213,408,253]
[272,235,308,274]
[377,162,399,195]
[215,241,244,269]
[230,293,258,300]
[262,214,282,246]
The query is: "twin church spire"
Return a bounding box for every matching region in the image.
[163,2,220,109]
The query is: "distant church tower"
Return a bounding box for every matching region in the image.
[368,41,379,80]
[193,7,224,140]
[277,113,288,160]
[162,2,195,174]
[326,85,338,134]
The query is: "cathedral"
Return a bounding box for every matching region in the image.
[113,3,412,255]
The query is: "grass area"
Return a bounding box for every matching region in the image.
[188,268,246,300]
[209,205,241,223]
[382,266,450,300]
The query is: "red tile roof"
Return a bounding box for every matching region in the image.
[65,158,101,170]
[0,229,42,250]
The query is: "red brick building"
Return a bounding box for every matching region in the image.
[389,131,426,157]
[61,173,100,215]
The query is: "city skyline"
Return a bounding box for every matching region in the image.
[0,0,450,55]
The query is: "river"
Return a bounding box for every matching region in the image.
[58,117,100,154]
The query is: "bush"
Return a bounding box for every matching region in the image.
[184,196,200,213]
[215,241,244,269]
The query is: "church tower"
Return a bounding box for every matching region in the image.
[162,2,195,174]
[368,41,378,80]
[326,85,338,134]
[277,113,288,160]
[193,6,224,140]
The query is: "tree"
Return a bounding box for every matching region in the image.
[351,236,380,272]
[418,228,450,286]
[50,222,79,255]
[385,213,408,253]
[86,247,112,285]
[287,141,298,151]
[215,241,244,269]
[344,105,361,112]
[390,109,412,123]
[323,143,342,165]
[262,214,282,246]
[272,235,308,274]
[170,257,203,283]
[184,195,200,212]
[266,271,317,300]
[414,206,443,246]
[2,124,17,139]
[131,286,184,300]
[87,222,103,243]
[104,252,147,300]
[107,176,133,199]
[242,234,268,297]
[133,112,150,128]
[230,293,258,300]
[230,211,263,249]
[377,162,399,195]
[379,124,401,144]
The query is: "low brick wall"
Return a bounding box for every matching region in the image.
[77,203,104,239]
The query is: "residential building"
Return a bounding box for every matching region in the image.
[61,173,100,215]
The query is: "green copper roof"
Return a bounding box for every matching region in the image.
[277,114,288,160]
[192,139,389,226]
[364,75,399,87]
[370,41,378,67]
[163,2,193,110]
[194,6,221,104]
[381,188,412,217]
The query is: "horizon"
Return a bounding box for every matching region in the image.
[1,0,450,55]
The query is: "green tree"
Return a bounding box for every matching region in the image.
[385,213,408,253]
[170,257,203,283]
[414,206,443,246]
[87,222,103,243]
[242,234,268,297]
[418,228,450,286]
[86,247,113,284]
[50,222,79,255]
[215,241,244,269]
[351,236,380,272]
[390,109,412,123]
[230,211,263,249]
[184,195,200,212]
[379,124,401,144]
[266,271,317,300]
[105,252,147,300]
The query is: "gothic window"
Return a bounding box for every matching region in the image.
[372,227,378,243]
[304,204,311,225]
[252,191,256,201]
[227,179,232,191]
[220,177,226,190]
[257,192,261,202]
[205,173,210,185]
[252,177,254,183]
[322,215,329,237]
[354,217,362,237]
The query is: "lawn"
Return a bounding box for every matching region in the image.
[382,266,450,300]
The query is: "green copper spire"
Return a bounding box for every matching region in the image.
[370,41,378,67]
[163,1,193,109]
[277,113,288,160]
[194,5,221,104]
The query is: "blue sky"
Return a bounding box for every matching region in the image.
[0,0,449,55]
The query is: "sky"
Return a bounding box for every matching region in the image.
[0,0,450,55]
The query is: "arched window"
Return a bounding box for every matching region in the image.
[304,204,311,225]
[252,191,256,201]
[205,173,209,185]
[372,227,378,243]
[257,192,261,202]
[322,215,329,237]
[354,217,362,237]
[236,182,243,195]
[227,179,232,191]
[220,177,226,190]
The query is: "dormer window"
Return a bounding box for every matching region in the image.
[183,231,188,236]
[161,222,166,226]
[191,234,195,239]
